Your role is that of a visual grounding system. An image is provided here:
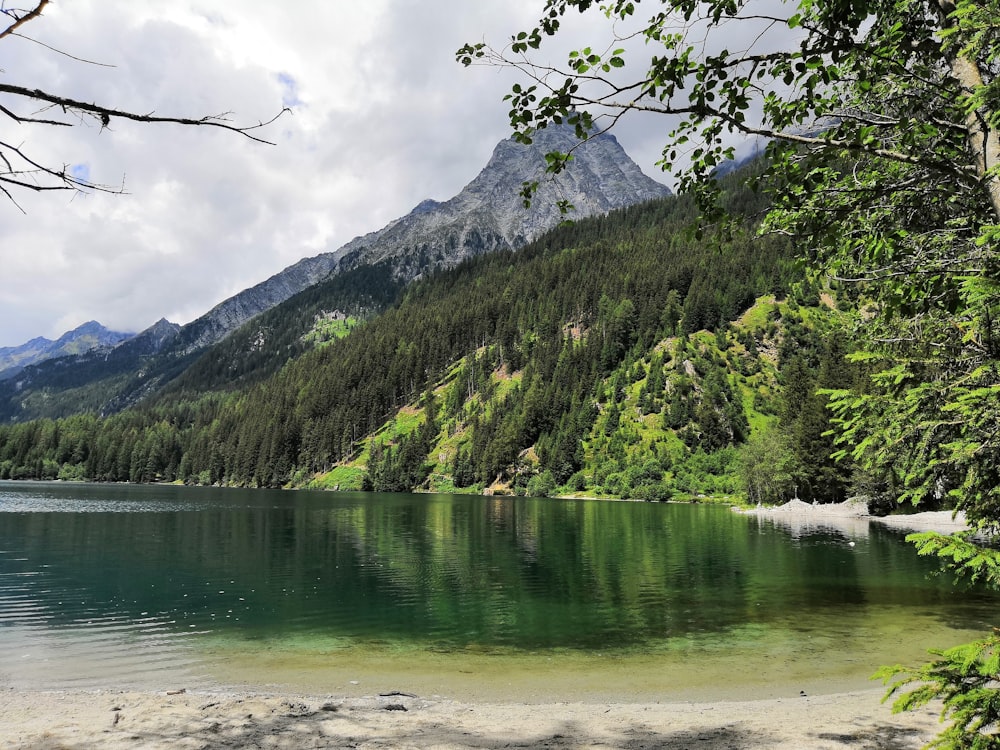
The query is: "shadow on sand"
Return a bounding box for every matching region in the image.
[8,694,933,750]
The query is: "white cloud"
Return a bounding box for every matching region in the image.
[1,0,788,347]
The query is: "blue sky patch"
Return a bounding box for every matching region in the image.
[277,73,302,108]
[70,163,91,184]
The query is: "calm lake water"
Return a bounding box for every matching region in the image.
[1,481,996,701]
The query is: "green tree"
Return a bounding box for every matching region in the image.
[461,0,1000,744]
[738,426,795,505]
[527,469,557,497]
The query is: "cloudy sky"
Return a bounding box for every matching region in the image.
[0,1,783,348]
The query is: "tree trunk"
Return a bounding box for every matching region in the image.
[938,1,1000,220]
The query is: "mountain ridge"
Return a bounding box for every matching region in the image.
[0,321,134,381]
[182,126,669,351]
[0,173,846,507]
[0,126,669,422]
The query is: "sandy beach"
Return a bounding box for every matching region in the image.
[0,685,945,749]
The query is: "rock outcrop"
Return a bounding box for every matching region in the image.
[183,126,670,350]
[0,126,671,420]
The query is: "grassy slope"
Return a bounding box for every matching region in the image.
[307,294,836,500]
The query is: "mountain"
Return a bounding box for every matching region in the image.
[0,321,133,380]
[0,127,668,423]
[712,135,770,179]
[0,318,183,422]
[0,171,849,505]
[326,127,671,274]
[182,125,670,351]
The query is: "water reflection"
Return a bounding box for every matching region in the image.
[1,484,997,692]
[747,511,872,541]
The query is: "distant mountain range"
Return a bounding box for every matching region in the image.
[0,321,133,381]
[0,125,670,422]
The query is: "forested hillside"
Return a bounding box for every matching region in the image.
[0,176,861,504]
[0,262,407,423]
[0,125,669,426]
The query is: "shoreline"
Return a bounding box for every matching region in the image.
[0,686,945,749]
[0,486,969,748]
[3,477,971,535]
[737,497,972,535]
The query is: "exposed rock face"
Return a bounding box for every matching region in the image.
[330,127,671,274]
[0,127,671,422]
[111,318,181,357]
[183,126,670,350]
[0,321,133,380]
[178,255,342,351]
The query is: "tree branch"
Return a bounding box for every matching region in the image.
[0,0,48,41]
[9,31,116,67]
[0,3,287,206]
[0,83,291,144]
[0,137,122,195]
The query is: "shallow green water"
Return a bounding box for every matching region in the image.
[0,481,995,700]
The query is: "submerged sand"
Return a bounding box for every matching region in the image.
[0,686,944,749]
[1,501,973,748]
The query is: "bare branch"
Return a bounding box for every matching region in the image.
[0,100,72,126]
[0,84,291,144]
[10,31,116,67]
[0,0,47,41]
[0,3,288,206]
[0,181,25,212]
[0,137,114,191]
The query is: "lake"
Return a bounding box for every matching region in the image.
[0,481,995,702]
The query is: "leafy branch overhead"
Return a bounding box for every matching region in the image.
[461,0,1000,745]
[458,0,1000,217]
[0,0,287,209]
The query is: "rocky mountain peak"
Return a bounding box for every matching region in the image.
[178,125,670,350]
[114,318,181,357]
[330,124,671,274]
